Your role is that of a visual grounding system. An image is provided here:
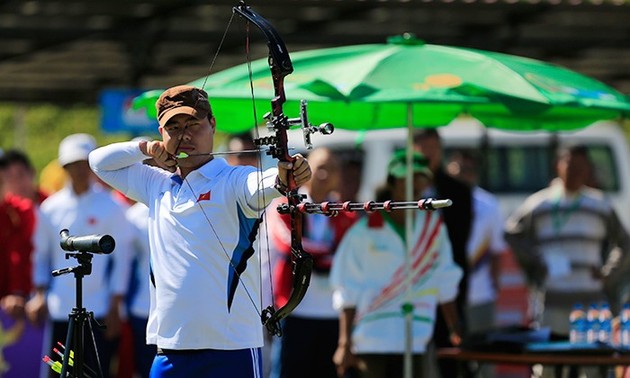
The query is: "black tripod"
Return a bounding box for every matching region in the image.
[52,251,103,378]
[50,229,115,377]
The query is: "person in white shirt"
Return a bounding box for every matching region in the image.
[447,149,508,378]
[27,133,134,378]
[331,149,462,378]
[88,85,311,378]
[446,149,507,334]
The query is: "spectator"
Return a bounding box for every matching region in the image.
[39,159,67,195]
[27,133,133,378]
[339,154,362,202]
[330,149,462,378]
[505,144,630,332]
[0,152,36,320]
[447,149,508,378]
[226,132,259,168]
[0,149,48,204]
[268,147,357,378]
[446,149,507,334]
[413,128,472,378]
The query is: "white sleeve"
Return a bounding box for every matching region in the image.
[89,141,167,206]
[241,167,283,215]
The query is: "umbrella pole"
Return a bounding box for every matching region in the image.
[403,103,414,378]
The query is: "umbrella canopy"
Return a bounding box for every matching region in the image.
[133,34,629,133]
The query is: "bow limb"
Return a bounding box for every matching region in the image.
[234,1,313,337]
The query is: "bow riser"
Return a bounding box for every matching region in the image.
[234,1,321,337]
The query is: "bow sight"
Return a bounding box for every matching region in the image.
[255,99,334,158]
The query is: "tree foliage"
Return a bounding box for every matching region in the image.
[0,104,134,179]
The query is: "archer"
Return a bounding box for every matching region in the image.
[89,85,311,378]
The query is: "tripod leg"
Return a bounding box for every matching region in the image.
[76,311,85,378]
[61,316,75,377]
[86,313,104,378]
[58,311,101,378]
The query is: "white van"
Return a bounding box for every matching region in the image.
[278,119,630,230]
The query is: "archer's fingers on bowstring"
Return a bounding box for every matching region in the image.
[147,141,175,163]
[145,141,177,171]
[144,141,168,160]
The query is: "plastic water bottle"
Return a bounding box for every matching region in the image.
[620,303,630,347]
[586,303,600,343]
[569,303,587,344]
[599,302,613,344]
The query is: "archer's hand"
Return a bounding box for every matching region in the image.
[139,140,178,172]
[277,154,311,189]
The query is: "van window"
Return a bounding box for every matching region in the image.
[589,146,619,192]
[445,144,619,195]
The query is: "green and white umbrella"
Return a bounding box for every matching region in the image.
[133,34,629,133]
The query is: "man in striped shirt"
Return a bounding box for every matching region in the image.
[505,144,630,334]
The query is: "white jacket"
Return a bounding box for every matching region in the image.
[330,210,462,354]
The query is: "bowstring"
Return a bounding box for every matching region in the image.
[243,19,276,316]
[198,12,235,91]
[176,152,262,316]
[167,9,270,319]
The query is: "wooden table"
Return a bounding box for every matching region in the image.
[438,347,630,377]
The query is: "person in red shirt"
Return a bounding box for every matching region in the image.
[0,157,36,319]
[0,149,48,205]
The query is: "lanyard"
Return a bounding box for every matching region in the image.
[551,191,582,235]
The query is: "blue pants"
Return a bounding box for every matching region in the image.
[150,347,263,378]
